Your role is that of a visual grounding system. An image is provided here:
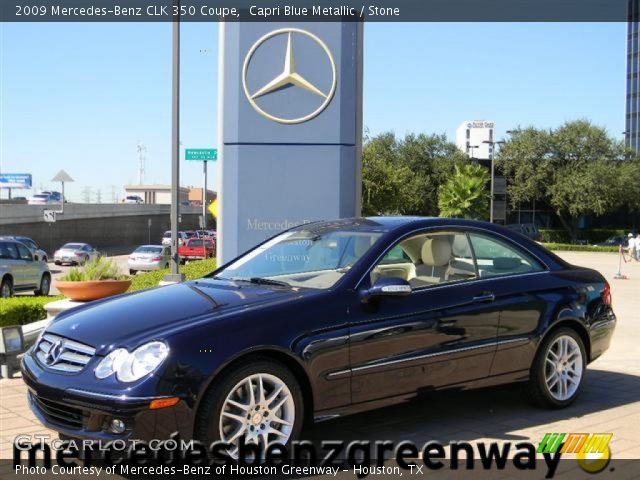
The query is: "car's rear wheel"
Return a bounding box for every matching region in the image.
[0,277,13,298]
[129,269,137,275]
[525,328,586,408]
[35,274,51,296]
[195,359,303,460]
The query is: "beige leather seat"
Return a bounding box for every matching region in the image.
[410,237,452,287]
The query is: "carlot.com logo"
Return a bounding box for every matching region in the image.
[538,432,612,474]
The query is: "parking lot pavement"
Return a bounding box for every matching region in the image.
[1,251,639,462]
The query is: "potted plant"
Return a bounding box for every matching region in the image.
[55,257,131,302]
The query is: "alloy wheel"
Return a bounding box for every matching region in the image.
[219,373,295,459]
[41,276,50,295]
[544,335,583,401]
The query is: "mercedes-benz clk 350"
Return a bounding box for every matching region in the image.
[22,217,616,457]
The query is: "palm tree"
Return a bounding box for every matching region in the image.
[438,164,490,219]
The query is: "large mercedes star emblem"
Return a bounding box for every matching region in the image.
[45,340,64,366]
[242,28,337,124]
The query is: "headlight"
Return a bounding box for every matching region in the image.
[94,342,169,383]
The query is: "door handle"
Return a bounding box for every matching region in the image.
[472,292,495,303]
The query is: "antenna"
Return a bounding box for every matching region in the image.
[137,142,147,185]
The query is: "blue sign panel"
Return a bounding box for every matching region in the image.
[0,173,32,189]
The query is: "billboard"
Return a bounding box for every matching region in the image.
[0,173,32,189]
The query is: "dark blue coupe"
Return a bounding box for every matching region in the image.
[22,217,616,456]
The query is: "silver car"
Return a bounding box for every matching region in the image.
[0,236,48,263]
[128,245,171,274]
[53,243,100,266]
[0,239,51,297]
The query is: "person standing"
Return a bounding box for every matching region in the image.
[635,233,640,261]
[627,233,636,261]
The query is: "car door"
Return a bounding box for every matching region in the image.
[15,242,39,287]
[348,229,503,404]
[465,231,548,377]
[0,241,24,286]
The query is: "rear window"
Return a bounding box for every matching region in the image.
[62,243,83,249]
[163,231,171,237]
[135,246,162,254]
[188,240,209,247]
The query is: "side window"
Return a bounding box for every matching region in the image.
[16,243,33,261]
[370,231,477,288]
[0,242,11,259]
[469,233,544,278]
[5,243,20,260]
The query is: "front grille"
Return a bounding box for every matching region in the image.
[31,393,86,430]
[36,334,96,373]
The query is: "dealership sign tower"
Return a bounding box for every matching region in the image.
[217,22,364,263]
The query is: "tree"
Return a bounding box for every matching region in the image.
[438,164,490,219]
[496,120,640,239]
[361,131,468,216]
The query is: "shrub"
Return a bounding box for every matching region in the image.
[540,228,629,244]
[60,257,128,281]
[0,296,62,327]
[542,243,618,253]
[128,258,217,292]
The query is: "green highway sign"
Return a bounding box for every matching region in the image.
[186,148,217,161]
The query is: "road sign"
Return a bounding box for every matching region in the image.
[43,210,56,223]
[0,173,32,189]
[185,149,217,161]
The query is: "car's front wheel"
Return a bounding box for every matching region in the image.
[195,359,304,459]
[525,328,586,408]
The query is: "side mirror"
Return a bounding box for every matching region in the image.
[361,276,412,302]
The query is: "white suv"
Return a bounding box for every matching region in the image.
[0,239,51,297]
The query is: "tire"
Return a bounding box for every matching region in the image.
[54,261,61,266]
[0,277,13,298]
[195,358,304,460]
[34,274,51,296]
[164,263,169,269]
[129,269,137,275]
[42,256,48,263]
[524,327,586,408]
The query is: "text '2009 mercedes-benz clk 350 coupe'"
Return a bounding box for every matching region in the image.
[22,217,616,457]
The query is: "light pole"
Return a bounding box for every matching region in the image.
[164,0,185,283]
[482,140,505,223]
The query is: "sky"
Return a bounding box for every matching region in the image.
[0,22,626,202]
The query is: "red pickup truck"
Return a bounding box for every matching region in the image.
[177,237,215,263]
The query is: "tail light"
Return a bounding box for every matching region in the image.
[602,280,612,307]
[151,256,162,261]
[75,252,84,256]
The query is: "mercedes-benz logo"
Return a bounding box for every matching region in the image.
[242,28,337,124]
[45,340,64,366]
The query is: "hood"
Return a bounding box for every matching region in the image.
[46,279,304,354]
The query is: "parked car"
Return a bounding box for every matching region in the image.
[0,238,51,297]
[177,237,215,263]
[124,195,144,204]
[593,236,626,248]
[0,236,48,263]
[53,243,100,266]
[161,230,188,247]
[22,217,616,456]
[505,223,542,242]
[128,245,171,275]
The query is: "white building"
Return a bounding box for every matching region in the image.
[455,120,496,160]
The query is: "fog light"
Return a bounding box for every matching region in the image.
[109,419,126,434]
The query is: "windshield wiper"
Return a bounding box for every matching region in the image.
[249,277,291,288]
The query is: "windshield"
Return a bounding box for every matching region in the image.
[215,228,383,289]
[135,246,162,254]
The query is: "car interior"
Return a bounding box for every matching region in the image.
[370,231,542,288]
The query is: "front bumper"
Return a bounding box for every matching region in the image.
[21,351,193,442]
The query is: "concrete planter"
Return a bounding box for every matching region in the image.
[55,280,132,302]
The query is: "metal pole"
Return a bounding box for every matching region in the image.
[165,2,184,282]
[489,151,495,223]
[202,161,207,230]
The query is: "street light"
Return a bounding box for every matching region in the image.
[164,0,185,284]
[482,140,505,223]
